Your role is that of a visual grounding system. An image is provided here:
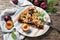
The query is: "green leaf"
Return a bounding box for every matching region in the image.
[41,13,45,17]
[11,32,17,40]
[38,12,45,22]
[41,18,44,22]
[46,7,57,13]
[38,11,41,16]
[30,0,33,3]
[38,11,45,17]
[47,0,53,6]
[51,8,57,13]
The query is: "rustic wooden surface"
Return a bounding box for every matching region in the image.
[0,0,60,40]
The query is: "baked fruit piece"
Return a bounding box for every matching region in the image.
[5,20,14,30]
[21,23,30,32]
[18,6,44,29]
[18,6,37,23]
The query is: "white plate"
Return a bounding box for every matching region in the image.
[0,9,15,32]
[14,6,51,37]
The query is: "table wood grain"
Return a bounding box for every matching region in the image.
[0,0,60,40]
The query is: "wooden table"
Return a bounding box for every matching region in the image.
[0,0,60,40]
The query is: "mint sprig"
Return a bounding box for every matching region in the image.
[11,32,17,40]
[46,7,57,13]
[38,11,45,22]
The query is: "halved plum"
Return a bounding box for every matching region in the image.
[3,15,12,22]
[12,0,18,5]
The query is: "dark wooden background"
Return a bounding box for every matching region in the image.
[0,0,60,40]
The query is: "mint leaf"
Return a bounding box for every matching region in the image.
[38,12,45,22]
[41,18,44,22]
[38,11,45,17]
[51,8,57,13]
[46,8,57,13]
[30,0,33,3]
[47,0,53,6]
[38,11,41,16]
[11,32,17,40]
[41,13,45,17]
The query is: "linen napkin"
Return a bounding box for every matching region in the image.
[3,31,25,40]
[0,8,25,40]
[10,0,33,8]
[0,8,18,32]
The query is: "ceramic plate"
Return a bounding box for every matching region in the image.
[14,6,51,37]
[0,9,15,32]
